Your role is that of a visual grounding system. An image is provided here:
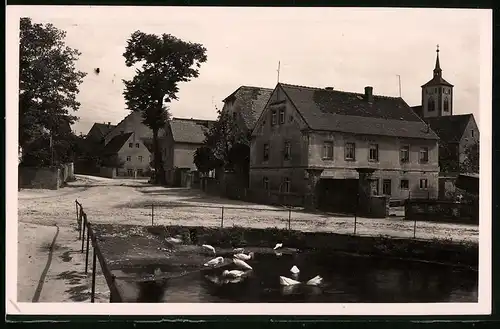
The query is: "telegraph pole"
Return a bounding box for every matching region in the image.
[396,74,402,98]
[277,61,281,84]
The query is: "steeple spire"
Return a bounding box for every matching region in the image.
[433,44,442,77]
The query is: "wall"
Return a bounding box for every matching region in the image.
[99,167,117,178]
[459,117,480,165]
[421,85,453,118]
[104,111,161,145]
[19,162,75,190]
[405,199,479,225]
[250,85,309,194]
[117,132,151,177]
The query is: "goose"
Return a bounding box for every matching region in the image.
[154,268,162,276]
[233,258,253,270]
[273,243,283,250]
[306,275,323,286]
[233,247,245,253]
[279,276,301,286]
[202,244,216,255]
[222,269,246,278]
[274,252,283,257]
[204,256,224,267]
[234,252,254,261]
[166,237,183,244]
[290,265,300,274]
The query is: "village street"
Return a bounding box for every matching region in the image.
[16,175,479,303]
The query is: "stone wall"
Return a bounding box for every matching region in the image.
[99,167,117,178]
[19,162,75,190]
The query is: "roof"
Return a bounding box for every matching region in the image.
[89,123,116,138]
[278,83,439,140]
[103,111,165,141]
[411,105,423,118]
[169,118,215,144]
[425,114,473,143]
[101,132,133,155]
[422,75,454,88]
[223,86,273,130]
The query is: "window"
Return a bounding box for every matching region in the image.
[138,156,143,162]
[419,178,428,189]
[129,143,133,148]
[263,177,269,190]
[428,98,435,112]
[136,143,140,148]
[137,169,143,176]
[443,98,449,112]
[126,156,131,162]
[271,111,277,125]
[369,144,379,161]
[263,143,269,161]
[283,177,291,193]
[471,129,474,138]
[279,109,285,124]
[383,179,392,196]
[419,147,429,163]
[400,179,409,190]
[127,169,133,176]
[345,142,356,160]
[400,145,410,163]
[322,141,334,160]
[370,179,379,196]
[284,141,291,160]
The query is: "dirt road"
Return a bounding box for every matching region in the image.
[16,174,478,303]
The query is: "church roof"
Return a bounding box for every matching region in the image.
[422,46,454,87]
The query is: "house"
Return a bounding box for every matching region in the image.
[221,86,273,132]
[100,131,151,177]
[103,111,165,146]
[160,118,216,187]
[250,83,440,212]
[86,122,116,144]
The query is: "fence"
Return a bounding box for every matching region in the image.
[75,199,98,303]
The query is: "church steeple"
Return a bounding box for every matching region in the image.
[433,44,442,77]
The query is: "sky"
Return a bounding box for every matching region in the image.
[11,6,487,135]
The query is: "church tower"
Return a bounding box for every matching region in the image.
[421,45,454,119]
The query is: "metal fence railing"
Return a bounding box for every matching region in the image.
[75,199,97,303]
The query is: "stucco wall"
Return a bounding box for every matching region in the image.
[458,117,480,165]
[117,133,151,176]
[19,162,75,190]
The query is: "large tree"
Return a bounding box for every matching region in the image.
[460,141,479,174]
[122,31,207,184]
[19,17,86,165]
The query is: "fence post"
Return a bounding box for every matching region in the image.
[288,208,292,230]
[354,213,357,235]
[81,213,87,253]
[151,204,154,226]
[413,216,417,239]
[75,200,79,238]
[221,206,224,228]
[85,225,90,274]
[79,208,84,240]
[91,242,97,303]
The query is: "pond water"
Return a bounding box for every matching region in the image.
[136,251,478,303]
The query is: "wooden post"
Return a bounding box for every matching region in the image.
[91,243,97,303]
[75,200,79,238]
[81,213,87,253]
[413,217,417,239]
[221,207,224,228]
[151,204,154,226]
[85,226,90,274]
[288,208,292,230]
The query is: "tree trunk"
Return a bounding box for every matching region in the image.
[152,128,165,185]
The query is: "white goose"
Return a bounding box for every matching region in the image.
[234,252,254,261]
[306,275,323,286]
[204,256,224,267]
[273,243,283,250]
[279,276,301,286]
[222,269,246,278]
[202,244,216,255]
[233,258,253,270]
[166,236,183,244]
[290,265,300,275]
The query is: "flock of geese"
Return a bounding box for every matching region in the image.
[200,243,324,288]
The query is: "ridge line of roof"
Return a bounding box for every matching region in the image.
[279,83,403,100]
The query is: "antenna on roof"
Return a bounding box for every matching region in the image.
[277,61,281,84]
[396,74,402,98]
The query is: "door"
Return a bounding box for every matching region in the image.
[383,179,392,196]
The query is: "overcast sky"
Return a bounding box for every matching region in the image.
[11,6,487,135]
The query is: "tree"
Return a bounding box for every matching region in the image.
[122,31,207,184]
[101,154,125,169]
[19,17,86,164]
[460,141,479,174]
[193,146,219,175]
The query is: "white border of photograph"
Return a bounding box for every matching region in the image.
[5,6,492,316]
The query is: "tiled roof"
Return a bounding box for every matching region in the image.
[425,114,473,143]
[101,132,133,155]
[224,86,273,130]
[421,76,453,87]
[279,83,439,140]
[103,111,165,141]
[90,123,116,138]
[169,118,216,144]
[411,105,423,118]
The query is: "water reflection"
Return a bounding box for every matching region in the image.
[135,252,477,303]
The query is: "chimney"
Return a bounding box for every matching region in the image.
[364,86,374,102]
[325,87,334,91]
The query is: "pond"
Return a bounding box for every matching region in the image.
[128,251,478,303]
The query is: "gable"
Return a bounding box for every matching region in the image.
[223,86,273,130]
[104,111,165,145]
[168,118,214,144]
[426,114,474,143]
[101,132,133,155]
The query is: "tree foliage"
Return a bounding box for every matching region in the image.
[460,141,479,174]
[101,154,125,169]
[19,17,86,165]
[193,146,220,175]
[122,30,207,184]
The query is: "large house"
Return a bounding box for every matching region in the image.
[103,111,163,149]
[221,86,273,132]
[250,82,440,211]
[411,47,480,173]
[160,118,215,187]
[101,131,151,177]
